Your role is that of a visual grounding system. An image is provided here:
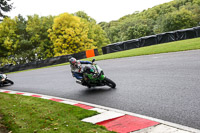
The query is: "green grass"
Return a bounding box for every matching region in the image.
[0,93,114,133]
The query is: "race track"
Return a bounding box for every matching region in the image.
[2,49,200,130]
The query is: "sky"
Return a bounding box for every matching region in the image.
[7,0,173,23]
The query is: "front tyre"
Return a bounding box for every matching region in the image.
[104,77,116,88]
[5,79,14,85]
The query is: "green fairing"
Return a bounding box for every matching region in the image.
[85,73,105,83]
[83,64,106,84]
[87,74,94,80]
[100,75,105,80]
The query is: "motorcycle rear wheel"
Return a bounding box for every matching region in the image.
[105,77,116,88]
[87,85,91,88]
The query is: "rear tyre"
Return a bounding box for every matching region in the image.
[87,85,91,88]
[0,83,3,87]
[105,77,116,88]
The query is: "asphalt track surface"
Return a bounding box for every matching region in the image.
[2,49,200,130]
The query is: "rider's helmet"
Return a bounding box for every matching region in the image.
[69,57,77,66]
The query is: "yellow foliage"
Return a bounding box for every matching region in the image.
[48,13,96,56]
[0,18,19,56]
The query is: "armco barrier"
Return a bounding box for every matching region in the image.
[0,49,98,73]
[102,39,141,54]
[194,26,200,37]
[139,35,157,47]
[102,26,200,54]
[176,28,197,40]
[124,39,140,50]
[157,32,176,44]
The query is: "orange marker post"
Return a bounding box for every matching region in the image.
[86,49,95,58]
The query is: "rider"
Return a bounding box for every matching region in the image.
[69,57,92,85]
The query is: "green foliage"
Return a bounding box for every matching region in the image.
[73,11,110,53]
[0,11,110,65]
[101,0,200,43]
[73,11,96,23]
[126,24,151,40]
[102,21,122,43]
[0,15,54,66]
[26,14,54,59]
[14,15,33,64]
[155,8,197,33]
[48,13,95,56]
[0,17,19,63]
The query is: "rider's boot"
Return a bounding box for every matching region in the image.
[76,79,82,84]
[76,79,87,85]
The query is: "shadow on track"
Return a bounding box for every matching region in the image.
[0,84,13,87]
[81,87,116,95]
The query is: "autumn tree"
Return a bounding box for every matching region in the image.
[0,17,19,65]
[48,13,95,56]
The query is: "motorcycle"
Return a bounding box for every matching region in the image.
[0,74,14,87]
[76,59,116,88]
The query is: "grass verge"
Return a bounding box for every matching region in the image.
[0,93,114,133]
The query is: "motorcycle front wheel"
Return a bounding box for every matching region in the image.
[104,77,116,88]
[5,79,14,85]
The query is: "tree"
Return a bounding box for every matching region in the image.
[26,15,54,59]
[0,15,39,65]
[0,17,19,65]
[156,8,197,33]
[74,11,110,52]
[102,20,122,43]
[48,13,95,56]
[102,0,200,42]
[73,11,96,23]
[0,14,55,66]
[126,24,151,40]
[0,15,30,65]
[13,15,31,64]
[0,0,13,21]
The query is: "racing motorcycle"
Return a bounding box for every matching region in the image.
[76,59,116,88]
[0,74,14,87]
